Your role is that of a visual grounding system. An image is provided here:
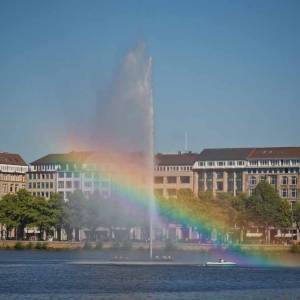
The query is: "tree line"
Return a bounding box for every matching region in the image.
[157,181,300,243]
[0,181,300,243]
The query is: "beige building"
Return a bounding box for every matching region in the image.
[0,152,28,198]
[154,152,201,198]
[193,147,300,207]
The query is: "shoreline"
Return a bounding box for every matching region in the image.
[0,240,299,253]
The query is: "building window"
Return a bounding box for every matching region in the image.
[216,172,223,179]
[167,176,177,184]
[167,189,177,197]
[58,172,64,178]
[270,175,277,185]
[281,176,288,185]
[33,183,36,189]
[28,183,32,189]
[74,181,80,189]
[291,188,297,199]
[84,181,92,188]
[41,182,45,189]
[66,181,72,189]
[102,181,109,188]
[281,188,288,198]
[291,176,297,185]
[249,176,256,186]
[45,182,49,189]
[50,182,53,189]
[180,176,190,184]
[216,182,223,191]
[154,189,163,196]
[37,182,40,189]
[58,181,64,189]
[154,176,164,184]
[217,161,225,167]
[66,172,72,178]
[260,176,266,182]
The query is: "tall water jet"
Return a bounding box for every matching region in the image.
[88,42,156,258]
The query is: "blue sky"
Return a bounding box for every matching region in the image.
[0,0,299,161]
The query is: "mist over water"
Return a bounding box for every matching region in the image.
[93,42,154,155]
[71,42,157,241]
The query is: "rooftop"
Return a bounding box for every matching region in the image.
[0,152,27,166]
[155,152,201,166]
[31,151,93,165]
[198,147,300,161]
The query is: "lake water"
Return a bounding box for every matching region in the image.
[0,250,300,299]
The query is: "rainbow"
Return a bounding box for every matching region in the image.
[61,140,296,267]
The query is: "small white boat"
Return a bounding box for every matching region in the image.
[205,258,236,266]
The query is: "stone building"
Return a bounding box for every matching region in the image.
[154,151,201,198]
[27,151,112,200]
[193,147,300,206]
[0,152,28,198]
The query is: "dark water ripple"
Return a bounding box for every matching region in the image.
[0,250,300,299]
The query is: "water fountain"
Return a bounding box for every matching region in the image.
[91,42,156,259]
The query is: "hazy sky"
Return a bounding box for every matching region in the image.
[0,0,299,161]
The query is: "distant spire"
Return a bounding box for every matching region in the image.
[185,132,188,152]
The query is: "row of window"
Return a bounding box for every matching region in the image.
[249,176,297,186]
[59,190,110,200]
[28,173,54,180]
[28,182,54,189]
[198,161,245,167]
[154,166,192,172]
[0,174,25,182]
[154,188,191,197]
[154,176,191,184]
[0,184,24,193]
[0,165,27,173]
[198,160,300,168]
[57,180,110,189]
[32,191,52,198]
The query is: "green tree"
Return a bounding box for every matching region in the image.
[293,202,300,233]
[67,190,87,241]
[246,181,286,243]
[84,192,103,241]
[48,193,69,241]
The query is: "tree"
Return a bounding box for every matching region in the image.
[293,202,300,232]
[0,194,19,239]
[246,181,288,243]
[48,193,69,241]
[67,191,87,241]
[84,192,103,241]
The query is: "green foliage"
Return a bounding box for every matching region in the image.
[290,244,300,253]
[14,241,25,250]
[165,239,177,251]
[293,202,300,231]
[26,242,33,249]
[34,242,47,250]
[291,244,300,253]
[83,242,93,250]
[121,240,132,250]
[95,241,103,250]
[112,241,121,249]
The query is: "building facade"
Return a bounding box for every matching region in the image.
[193,147,300,206]
[27,151,112,200]
[154,152,201,198]
[0,152,28,198]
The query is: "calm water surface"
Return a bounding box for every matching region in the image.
[0,250,300,299]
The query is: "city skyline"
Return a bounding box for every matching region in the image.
[1,0,300,162]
